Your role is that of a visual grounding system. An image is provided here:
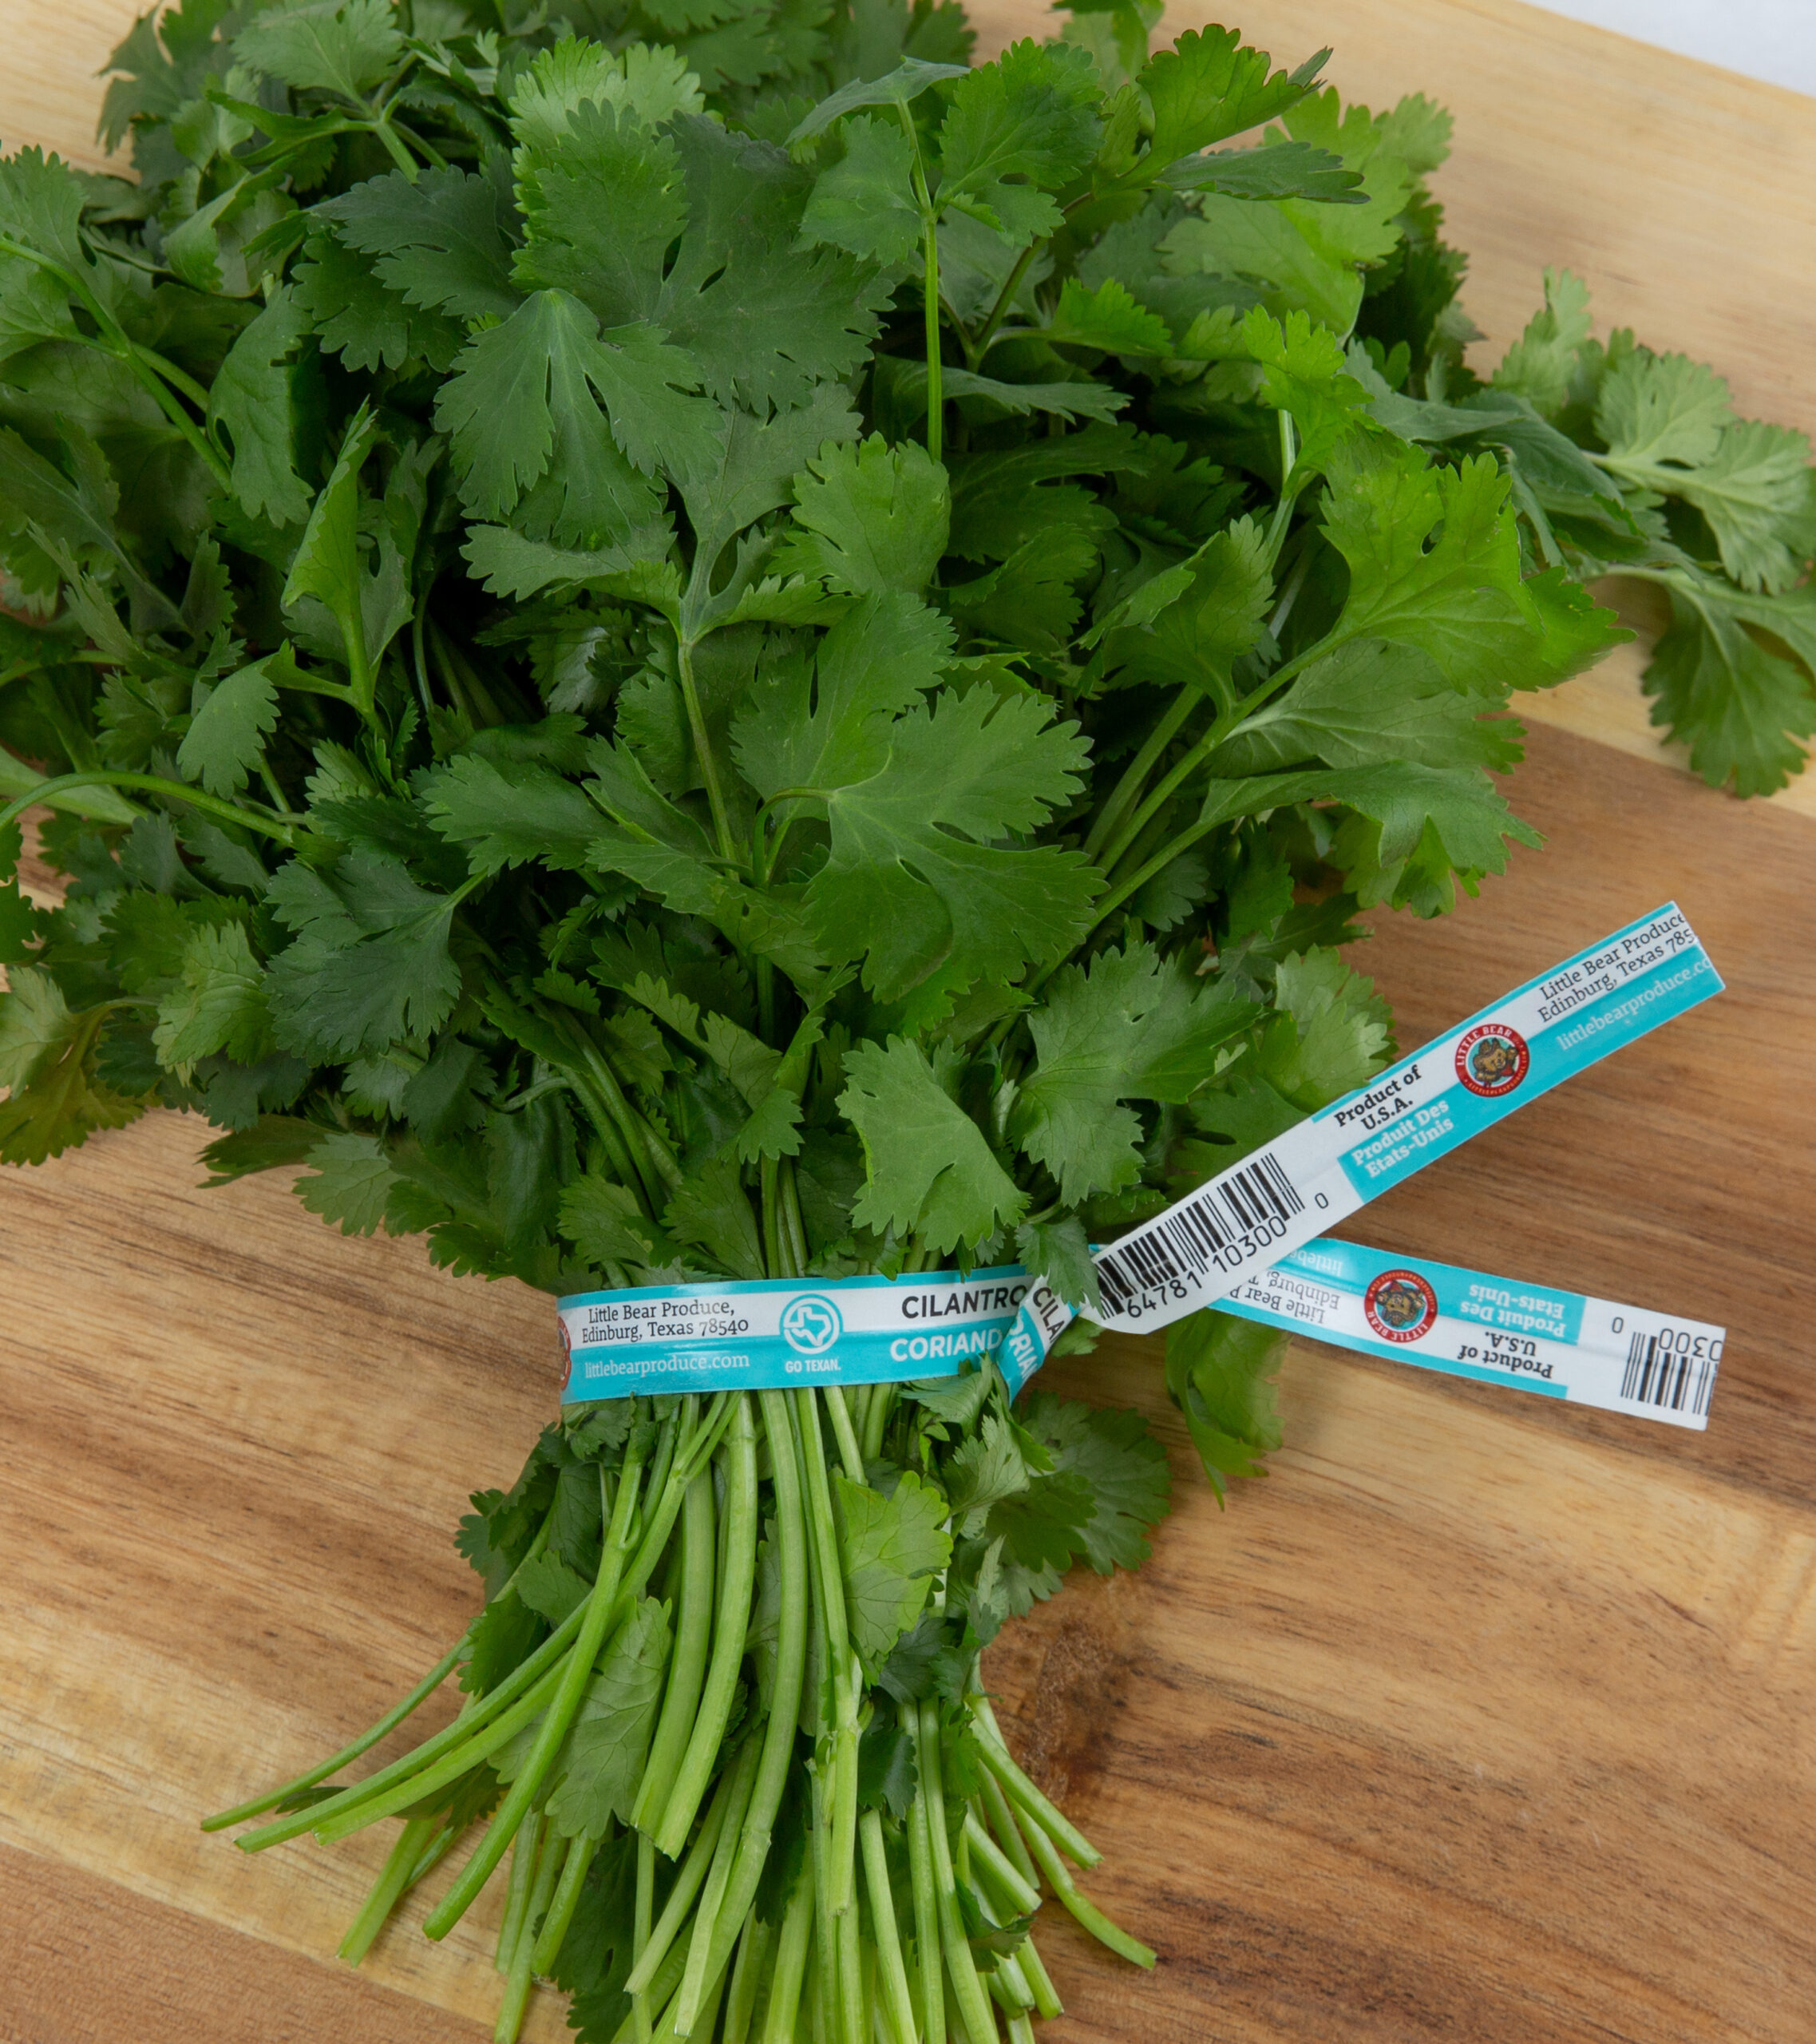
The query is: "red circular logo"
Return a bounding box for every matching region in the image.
[1454,1024,1529,1097]
[1364,1270,1438,1344]
[559,1315,573,1389]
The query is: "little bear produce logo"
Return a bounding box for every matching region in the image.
[1455,1024,1531,1097]
[1364,1270,1441,1343]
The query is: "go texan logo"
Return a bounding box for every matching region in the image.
[778,1293,842,1357]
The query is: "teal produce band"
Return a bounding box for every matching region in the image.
[557,904,1724,1427]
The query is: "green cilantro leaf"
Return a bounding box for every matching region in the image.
[321,166,520,322]
[1205,637,1523,776]
[937,39,1102,243]
[1644,586,1816,796]
[772,436,950,595]
[546,1595,673,1838]
[294,1128,399,1235]
[176,654,282,796]
[1490,265,1592,418]
[805,686,1098,1000]
[234,0,403,101]
[265,851,467,1060]
[798,115,923,268]
[0,967,144,1163]
[1139,26,1326,169]
[833,1468,954,1674]
[152,920,271,1071]
[1164,1309,1284,1499]
[839,1036,1026,1253]
[1015,1392,1172,1573]
[1012,941,1256,1200]
[734,592,952,801]
[425,753,607,875]
[1596,351,1814,592]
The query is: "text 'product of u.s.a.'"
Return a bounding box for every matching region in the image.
[999,903,1722,1387]
[1217,1238,1724,1430]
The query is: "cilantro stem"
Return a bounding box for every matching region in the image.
[970,1699,1099,1867]
[898,105,944,466]
[303,1660,568,1846]
[623,1726,738,1994]
[793,1396,861,1923]
[338,1812,438,1963]
[201,1634,467,1830]
[531,1829,598,1974]
[761,1877,815,2044]
[1082,690,1201,864]
[497,1815,562,2042]
[971,242,1041,368]
[822,1384,864,1483]
[905,1704,945,2044]
[674,635,738,862]
[859,1806,919,2043]
[425,1443,650,1939]
[978,1769,1039,1891]
[1017,1805,1156,1968]
[674,1733,762,2031]
[677,1388,810,2002]
[0,235,231,490]
[497,1805,544,1976]
[915,1696,997,2044]
[650,1397,758,1857]
[722,1910,772,2042]
[631,1468,716,1834]
[0,770,297,849]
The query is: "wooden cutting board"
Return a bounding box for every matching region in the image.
[2,6,1814,2042]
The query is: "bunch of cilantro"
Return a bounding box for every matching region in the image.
[2,0,1787,2036]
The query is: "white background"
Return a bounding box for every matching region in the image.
[1527,0,1816,96]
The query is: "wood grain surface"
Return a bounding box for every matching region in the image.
[2,5,1814,2042]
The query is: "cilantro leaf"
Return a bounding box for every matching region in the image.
[265,851,467,1060]
[1596,351,1814,593]
[798,115,923,268]
[1261,948,1394,1105]
[1012,942,1256,1200]
[734,592,952,801]
[0,967,144,1163]
[507,35,703,155]
[786,55,970,144]
[176,654,282,797]
[1015,1392,1172,1573]
[291,228,462,374]
[295,1127,398,1236]
[320,165,520,322]
[805,686,1098,1000]
[425,753,607,875]
[773,436,950,596]
[1644,586,1816,796]
[1490,265,1592,418]
[936,39,1102,244]
[1140,26,1327,169]
[434,292,682,542]
[152,920,271,1071]
[1164,1309,1284,1499]
[234,0,403,101]
[207,286,320,529]
[833,1468,953,1674]
[1205,637,1524,776]
[546,1596,672,1838]
[839,1036,1025,1254]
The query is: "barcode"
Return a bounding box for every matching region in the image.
[1620,1330,1718,1416]
[1097,1153,1305,1316]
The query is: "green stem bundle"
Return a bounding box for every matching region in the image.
[210,1376,1155,2043]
